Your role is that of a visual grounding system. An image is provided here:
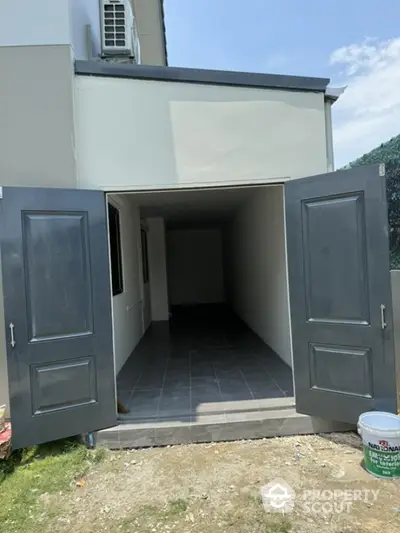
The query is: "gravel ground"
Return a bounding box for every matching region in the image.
[42,432,400,533]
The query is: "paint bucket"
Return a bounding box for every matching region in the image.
[358,411,400,478]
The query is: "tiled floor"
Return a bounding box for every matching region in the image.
[116,305,294,424]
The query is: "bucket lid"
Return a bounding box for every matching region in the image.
[358,411,400,432]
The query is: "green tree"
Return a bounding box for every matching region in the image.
[347,135,400,269]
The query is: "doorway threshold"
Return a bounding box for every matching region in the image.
[96,404,354,449]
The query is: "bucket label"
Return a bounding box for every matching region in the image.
[363,439,400,478]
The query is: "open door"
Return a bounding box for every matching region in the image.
[285,164,397,424]
[0,187,117,449]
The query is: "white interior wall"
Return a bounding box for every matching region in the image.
[167,229,225,306]
[147,217,169,321]
[109,195,143,374]
[225,186,293,367]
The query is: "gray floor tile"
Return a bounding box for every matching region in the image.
[164,376,190,390]
[226,411,263,422]
[155,425,192,445]
[221,399,260,413]
[118,304,294,425]
[246,380,282,394]
[191,376,219,388]
[119,427,156,448]
[158,390,191,415]
[218,377,247,389]
[220,389,253,402]
[189,422,225,442]
[190,364,216,378]
[135,376,165,390]
[163,381,191,393]
[117,389,133,407]
[191,413,226,424]
[218,421,265,441]
[191,385,223,413]
[127,389,161,418]
[214,367,242,379]
[251,388,284,400]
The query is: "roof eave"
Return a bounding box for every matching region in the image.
[75,61,330,93]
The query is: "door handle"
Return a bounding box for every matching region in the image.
[9,323,15,348]
[380,304,387,330]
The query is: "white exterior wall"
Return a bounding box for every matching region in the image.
[225,186,292,367]
[0,0,98,57]
[0,46,77,189]
[74,76,329,191]
[109,195,143,374]
[167,229,225,306]
[147,218,169,321]
[0,0,72,47]
[70,0,101,59]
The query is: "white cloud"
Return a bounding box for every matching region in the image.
[330,37,400,167]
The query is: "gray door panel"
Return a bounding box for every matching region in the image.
[1,187,116,448]
[285,165,396,423]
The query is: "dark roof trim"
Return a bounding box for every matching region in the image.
[75,60,330,93]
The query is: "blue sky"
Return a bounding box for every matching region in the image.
[164,0,400,167]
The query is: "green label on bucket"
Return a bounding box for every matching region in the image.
[363,440,400,478]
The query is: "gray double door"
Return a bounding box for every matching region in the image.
[1,164,397,449]
[1,188,117,449]
[286,164,396,422]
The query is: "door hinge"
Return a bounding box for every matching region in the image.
[379,163,386,177]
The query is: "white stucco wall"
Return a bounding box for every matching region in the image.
[69,0,101,59]
[74,76,329,191]
[0,46,77,188]
[0,0,72,47]
[108,195,143,374]
[147,218,169,321]
[225,186,292,367]
[167,229,225,306]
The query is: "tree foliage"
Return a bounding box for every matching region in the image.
[347,134,400,269]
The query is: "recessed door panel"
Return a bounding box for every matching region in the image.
[302,193,370,325]
[23,212,93,341]
[31,357,97,415]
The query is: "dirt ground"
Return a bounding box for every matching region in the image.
[41,433,400,532]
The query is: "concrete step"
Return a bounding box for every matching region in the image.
[96,408,355,449]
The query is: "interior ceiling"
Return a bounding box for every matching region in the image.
[127,186,275,227]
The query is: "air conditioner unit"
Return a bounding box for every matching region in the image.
[100,0,134,57]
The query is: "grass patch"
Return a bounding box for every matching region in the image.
[118,498,190,532]
[0,438,106,533]
[116,496,292,533]
[168,498,188,514]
